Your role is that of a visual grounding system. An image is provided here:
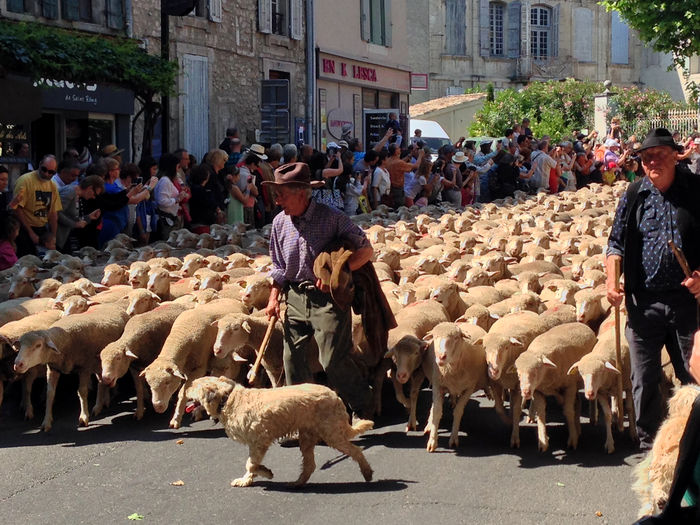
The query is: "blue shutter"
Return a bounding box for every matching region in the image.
[62,0,79,20]
[383,0,392,47]
[611,11,629,64]
[42,0,59,19]
[183,54,210,162]
[259,0,272,34]
[360,0,371,41]
[551,4,559,58]
[479,0,490,57]
[507,1,521,58]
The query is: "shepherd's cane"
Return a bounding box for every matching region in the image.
[247,315,277,385]
[613,258,625,432]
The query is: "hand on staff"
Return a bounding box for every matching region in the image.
[690,330,700,384]
[315,278,330,293]
[265,285,281,319]
[682,270,700,299]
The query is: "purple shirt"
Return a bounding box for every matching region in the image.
[269,199,370,286]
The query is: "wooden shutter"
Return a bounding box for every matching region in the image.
[61,0,79,20]
[106,0,125,29]
[258,0,272,33]
[6,0,26,13]
[360,0,371,41]
[42,0,59,19]
[572,8,592,62]
[611,11,629,64]
[383,0,392,47]
[208,0,222,22]
[551,3,559,58]
[290,0,303,40]
[183,54,210,162]
[479,0,490,57]
[507,1,521,58]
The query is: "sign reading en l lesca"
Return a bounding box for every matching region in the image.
[37,79,135,114]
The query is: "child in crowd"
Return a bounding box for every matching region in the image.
[36,230,56,257]
[0,215,20,270]
[602,161,618,185]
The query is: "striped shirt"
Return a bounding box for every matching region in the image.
[269,199,370,286]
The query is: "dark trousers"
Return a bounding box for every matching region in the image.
[15,224,48,257]
[283,283,372,413]
[389,186,404,209]
[626,289,698,447]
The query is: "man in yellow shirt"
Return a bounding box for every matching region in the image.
[13,154,62,257]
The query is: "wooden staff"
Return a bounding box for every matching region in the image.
[247,315,277,386]
[669,240,693,278]
[613,258,625,431]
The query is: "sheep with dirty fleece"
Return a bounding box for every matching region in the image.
[141,299,247,429]
[185,376,373,487]
[13,303,129,431]
[513,322,597,452]
[100,302,190,420]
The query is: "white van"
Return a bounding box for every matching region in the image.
[410,119,451,159]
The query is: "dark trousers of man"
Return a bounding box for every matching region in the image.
[15,224,48,257]
[626,289,698,449]
[389,186,404,210]
[283,282,372,415]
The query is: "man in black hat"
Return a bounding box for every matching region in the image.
[264,163,375,419]
[606,128,700,450]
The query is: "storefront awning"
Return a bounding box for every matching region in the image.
[0,75,43,124]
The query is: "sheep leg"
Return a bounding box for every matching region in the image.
[41,368,60,432]
[490,383,509,425]
[426,386,443,453]
[406,371,424,432]
[170,376,198,429]
[293,432,317,486]
[390,373,410,409]
[129,367,146,420]
[92,381,110,418]
[533,392,548,452]
[231,444,273,487]
[449,390,472,449]
[372,360,391,416]
[589,399,599,425]
[77,370,91,427]
[563,387,579,449]
[510,389,523,448]
[21,366,40,420]
[330,440,373,482]
[575,393,582,436]
[598,395,615,454]
[626,389,638,442]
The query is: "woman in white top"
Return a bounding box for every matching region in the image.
[371,151,390,208]
[154,153,186,240]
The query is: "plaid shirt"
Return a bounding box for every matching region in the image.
[269,199,370,286]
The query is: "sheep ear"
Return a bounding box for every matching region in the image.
[506,364,517,375]
[384,348,394,359]
[604,361,621,375]
[53,300,64,310]
[567,363,579,376]
[210,320,219,329]
[221,274,231,283]
[509,337,523,346]
[169,272,180,282]
[541,356,557,368]
[232,353,249,362]
[124,349,139,360]
[171,368,187,381]
[241,321,252,334]
[120,265,129,271]
[148,291,161,301]
[490,312,500,319]
[0,334,12,347]
[45,337,60,354]
[139,369,147,379]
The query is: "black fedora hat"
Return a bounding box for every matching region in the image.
[262,162,325,189]
[637,128,684,153]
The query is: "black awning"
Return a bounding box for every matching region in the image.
[0,74,43,124]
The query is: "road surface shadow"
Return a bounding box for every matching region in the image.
[258,478,414,494]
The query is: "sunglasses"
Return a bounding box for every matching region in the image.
[40,166,56,175]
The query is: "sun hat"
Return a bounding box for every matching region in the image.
[248,144,268,160]
[637,128,684,153]
[101,144,124,158]
[262,162,325,189]
[604,139,620,148]
[452,151,468,163]
[326,142,339,150]
[338,140,349,148]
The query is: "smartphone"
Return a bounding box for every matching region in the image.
[135,177,143,185]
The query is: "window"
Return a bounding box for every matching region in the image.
[41,0,59,19]
[271,0,288,36]
[445,0,466,55]
[6,0,28,13]
[530,6,551,59]
[361,0,392,47]
[258,0,302,39]
[106,0,124,29]
[61,0,92,22]
[489,2,504,57]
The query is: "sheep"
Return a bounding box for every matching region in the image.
[90,285,133,305]
[385,300,451,431]
[212,313,322,387]
[567,310,636,453]
[146,267,191,301]
[574,288,611,328]
[0,298,53,328]
[204,255,227,272]
[141,299,246,429]
[52,295,93,317]
[513,322,597,452]
[101,263,129,286]
[106,247,131,264]
[429,282,473,321]
[33,278,62,299]
[99,302,190,419]
[128,261,151,288]
[508,260,563,277]
[172,288,221,306]
[487,292,544,320]
[14,303,130,431]
[462,285,505,308]
[240,275,273,311]
[192,268,230,291]
[50,264,82,283]
[181,253,207,277]
[7,274,36,299]
[125,289,162,316]
[226,253,254,269]
[539,278,581,306]
[458,303,492,331]
[423,322,494,452]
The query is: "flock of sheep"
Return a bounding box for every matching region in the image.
[0,182,667,459]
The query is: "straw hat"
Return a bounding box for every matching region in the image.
[248,144,268,160]
[452,151,468,163]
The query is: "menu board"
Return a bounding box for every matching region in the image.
[363,109,398,148]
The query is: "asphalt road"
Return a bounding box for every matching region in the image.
[0,380,641,525]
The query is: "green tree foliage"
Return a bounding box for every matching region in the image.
[468,80,686,141]
[0,20,177,158]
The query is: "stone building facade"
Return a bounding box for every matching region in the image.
[407,0,684,104]
[132,0,307,161]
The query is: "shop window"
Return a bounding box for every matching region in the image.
[362,89,378,110]
[444,0,466,56]
[489,2,504,57]
[61,0,92,22]
[360,0,392,47]
[378,91,393,109]
[6,0,29,13]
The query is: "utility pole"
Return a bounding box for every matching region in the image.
[161,0,170,154]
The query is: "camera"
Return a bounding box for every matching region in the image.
[328,147,338,155]
[135,177,143,185]
[247,176,253,184]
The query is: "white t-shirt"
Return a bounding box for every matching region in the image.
[371,167,390,196]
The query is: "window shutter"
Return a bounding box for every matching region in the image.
[7,0,25,13]
[507,1,521,58]
[61,0,79,20]
[572,8,592,62]
[479,0,490,57]
[106,0,125,29]
[208,0,222,22]
[552,3,559,58]
[383,0,392,47]
[258,0,272,34]
[611,11,629,64]
[42,0,59,19]
[360,0,371,42]
[290,0,303,40]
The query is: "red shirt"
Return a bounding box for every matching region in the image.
[0,240,18,271]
